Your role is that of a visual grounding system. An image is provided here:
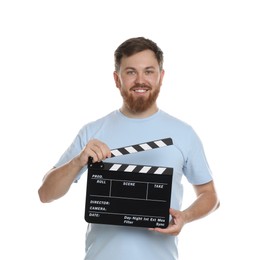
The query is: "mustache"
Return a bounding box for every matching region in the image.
[130,83,152,90]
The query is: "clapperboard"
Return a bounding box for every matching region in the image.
[84,138,173,228]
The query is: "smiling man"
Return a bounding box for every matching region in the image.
[114,47,163,117]
[38,37,220,260]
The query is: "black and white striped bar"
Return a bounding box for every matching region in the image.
[110,137,173,158]
[101,162,172,175]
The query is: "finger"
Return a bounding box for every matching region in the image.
[97,142,112,159]
[88,140,111,162]
[82,142,99,163]
[88,147,102,162]
[148,226,176,235]
[169,207,176,216]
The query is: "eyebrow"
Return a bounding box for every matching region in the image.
[125,66,156,70]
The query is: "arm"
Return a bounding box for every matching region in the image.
[149,180,220,235]
[38,139,111,203]
[182,180,220,223]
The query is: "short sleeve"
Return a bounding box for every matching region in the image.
[183,129,213,185]
[54,126,89,182]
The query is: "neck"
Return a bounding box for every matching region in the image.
[120,104,159,119]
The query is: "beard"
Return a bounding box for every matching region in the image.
[120,84,160,113]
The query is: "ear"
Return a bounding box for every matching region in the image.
[159,69,165,86]
[113,71,121,89]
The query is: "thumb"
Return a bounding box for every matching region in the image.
[169,208,177,217]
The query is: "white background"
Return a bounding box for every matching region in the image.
[1,0,259,259]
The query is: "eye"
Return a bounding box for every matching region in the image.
[126,70,136,75]
[145,70,154,75]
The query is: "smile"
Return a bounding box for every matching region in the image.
[134,89,148,93]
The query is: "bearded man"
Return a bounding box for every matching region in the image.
[38,37,219,260]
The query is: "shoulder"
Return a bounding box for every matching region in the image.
[81,111,117,129]
[76,111,118,138]
[158,110,203,150]
[159,110,194,133]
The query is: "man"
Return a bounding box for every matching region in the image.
[38,37,220,260]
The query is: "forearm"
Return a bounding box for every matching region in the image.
[182,188,219,224]
[38,158,83,203]
[38,139,111,203]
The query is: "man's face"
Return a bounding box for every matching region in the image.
[114,50,164,114]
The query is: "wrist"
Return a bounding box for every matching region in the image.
[182,210,191,224]
[70,156,85,171]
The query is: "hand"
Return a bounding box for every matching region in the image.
[149,208,186,236]
[75,139,111,167]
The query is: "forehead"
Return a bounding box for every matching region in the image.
[120,50,159,70]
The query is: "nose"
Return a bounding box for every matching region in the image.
[135,72,146,85]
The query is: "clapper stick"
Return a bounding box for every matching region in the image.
[110,137,173,158]
[88,138,173,168]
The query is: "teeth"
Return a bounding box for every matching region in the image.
[134,89,146,93]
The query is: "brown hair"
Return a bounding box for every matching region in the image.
[114,37,164,72]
